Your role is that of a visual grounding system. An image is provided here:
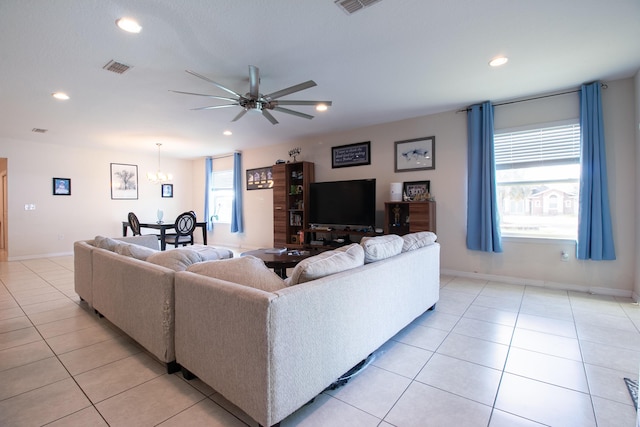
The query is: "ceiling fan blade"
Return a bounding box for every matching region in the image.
[232,109,248,122]
[264,80,317,101]
[273,107,314,120]
[191,103,239,110]
[248,65,260,99]
[262,109,279,125]
[169,90,238,102]
[274,100,332,106]
[185,70,243,98]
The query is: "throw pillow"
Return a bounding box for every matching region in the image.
[186,256,285,292]
[402,231,438,252]
[94,235,121,251]
[115,243,157,260]
[287,243,364,286]
[147,249,203,271]
[360,234,403,263]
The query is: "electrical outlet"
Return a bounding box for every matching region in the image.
[57,234,64,240]
[561,250,569,262]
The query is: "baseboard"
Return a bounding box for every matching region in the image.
[441,268,633,299]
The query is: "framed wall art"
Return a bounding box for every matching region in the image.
[110,163,138,200]
[403,180,431,201]
[332,141,371,168]
[161,183,173,198]
[246,166,273,190]
[394,136,435,172]
[52,178,71,195]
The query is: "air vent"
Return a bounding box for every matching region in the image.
[31,128,48,133]
[103,60,132,74]
[335,0,382,14]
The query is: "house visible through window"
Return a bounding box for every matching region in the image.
[210,170,234,224]
[494,122,580,239]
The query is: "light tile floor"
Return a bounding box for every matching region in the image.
[1,256,639,426]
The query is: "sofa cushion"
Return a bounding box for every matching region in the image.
[147,249,203,271]
[360,234,403,263]
[287,243,364,286]
[177,244,234,261]
[186,256,285,292]
[94,235,121,251]
[115,243,157,260]
[402,232,438,252]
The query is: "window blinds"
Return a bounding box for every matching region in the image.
[494,123,580,169]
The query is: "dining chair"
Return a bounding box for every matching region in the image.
[127,212,142,236]
[163,211,197,248]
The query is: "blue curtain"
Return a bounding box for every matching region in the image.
[230,152,244,233]
[577,82,615,260]
[466,101,502,252]
[204,158,214,232]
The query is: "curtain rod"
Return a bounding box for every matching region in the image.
[208,151,241,160]
[456,82,608,113]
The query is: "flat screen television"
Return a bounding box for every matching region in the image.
[309,179,376,228]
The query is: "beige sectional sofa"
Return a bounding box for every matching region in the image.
[73,235,233,372]
[173,233,440,427]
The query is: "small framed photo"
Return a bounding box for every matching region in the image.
[161,183,173,198]
[53,178,71,195]
[403,180,431,201]
[332,141,371,168]
[395,136,435,172]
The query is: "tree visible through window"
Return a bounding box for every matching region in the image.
[494,122,580,239]
[210,170,234,224]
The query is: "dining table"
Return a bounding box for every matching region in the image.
[121,220,208,250]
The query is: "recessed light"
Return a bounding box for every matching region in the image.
[223,130,232,136]
[489,56,508,67]
[52,92,69,100]
[316,104,328,112]
[116,17,142,34]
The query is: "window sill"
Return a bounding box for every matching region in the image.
[501,235,576,245]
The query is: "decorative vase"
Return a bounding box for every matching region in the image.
[157,209,164,223]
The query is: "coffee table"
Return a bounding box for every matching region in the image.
[241,248,324,278]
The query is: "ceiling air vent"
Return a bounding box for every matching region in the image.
[103,60,132,74]
[31,128,48,133]
[335,0,382,14]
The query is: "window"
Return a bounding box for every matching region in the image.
[210,170,234,224]
[494,122,580,239]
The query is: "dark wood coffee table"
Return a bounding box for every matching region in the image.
[241,248,324,278]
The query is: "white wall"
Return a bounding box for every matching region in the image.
[0,140,195,259]
[203,77,637,296]
[635,70,640,301]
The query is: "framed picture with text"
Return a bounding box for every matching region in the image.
[332,141,371,168]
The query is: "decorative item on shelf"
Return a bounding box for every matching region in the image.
[289,147,301,162]
[390,182,402,201]
[147,143,173,184]
[402,181,431,201]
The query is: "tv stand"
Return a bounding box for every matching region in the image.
[303,227,381,248]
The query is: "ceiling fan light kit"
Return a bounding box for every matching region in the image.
[171,65,332,125]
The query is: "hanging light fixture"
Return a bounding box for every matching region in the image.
[147,143,173,183]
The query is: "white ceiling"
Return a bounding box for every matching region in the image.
[1,0,639,159]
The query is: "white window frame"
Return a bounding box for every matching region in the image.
[494,120,580,240]
[210,169,234,224]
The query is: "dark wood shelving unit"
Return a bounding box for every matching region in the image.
[272,161,314,248]
[384,201,436,236]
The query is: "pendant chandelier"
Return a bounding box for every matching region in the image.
[147,143,173,183]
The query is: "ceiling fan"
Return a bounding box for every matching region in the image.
[170,66,332,125]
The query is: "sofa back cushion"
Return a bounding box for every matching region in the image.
[186,256,285,292]
[402,231,437,252]
[287,243,364,286]
[115,243,157,260]
[147,249,204,271]
[360,234,403,263]
[94,235,121,251]
[181,244,234,261]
